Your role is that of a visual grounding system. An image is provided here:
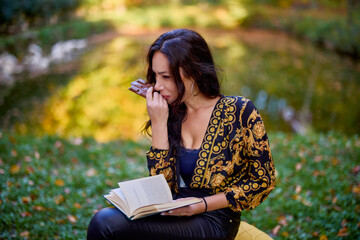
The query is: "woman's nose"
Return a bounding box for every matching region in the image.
[154,80,163,91]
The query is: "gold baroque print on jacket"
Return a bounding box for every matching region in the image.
[146,96,276,213]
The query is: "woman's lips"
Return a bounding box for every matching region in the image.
[161,95,170,100]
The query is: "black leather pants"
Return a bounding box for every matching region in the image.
[87,188,241,240]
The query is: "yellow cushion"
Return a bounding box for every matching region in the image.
[234,221,273,240]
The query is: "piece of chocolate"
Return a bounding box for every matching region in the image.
[129,79,153,98]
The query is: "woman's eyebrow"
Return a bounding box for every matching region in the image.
[153,70,169,74]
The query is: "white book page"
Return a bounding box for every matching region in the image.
[112,188,126,203]
[119,174,172,214]
[104,194,130,217]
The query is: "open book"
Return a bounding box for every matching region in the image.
[104,174,201,220]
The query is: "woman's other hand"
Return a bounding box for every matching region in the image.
[160,197,206,217]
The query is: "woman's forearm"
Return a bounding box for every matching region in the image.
[203,192,228,212]
[151,122,169,149]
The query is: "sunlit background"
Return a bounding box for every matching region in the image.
[1,0,359,142]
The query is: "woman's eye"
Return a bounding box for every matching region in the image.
[163,75,170,79]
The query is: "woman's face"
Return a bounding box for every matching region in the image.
[152,51,195,104]
[152,51,178,103]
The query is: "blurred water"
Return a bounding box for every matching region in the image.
[1,29,359,141]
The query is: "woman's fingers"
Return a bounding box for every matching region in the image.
[146,87,169,123]
[160,198,204,217]
[146,87,154,100]
[160,206,191,217]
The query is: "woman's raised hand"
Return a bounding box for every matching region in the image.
[146,87,170,149]
[146,87,169,124]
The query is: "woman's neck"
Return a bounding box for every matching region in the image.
[184,94,220,113]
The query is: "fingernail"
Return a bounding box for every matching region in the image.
[168,211,173,214]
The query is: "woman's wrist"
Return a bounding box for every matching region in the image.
[201,197,208,212]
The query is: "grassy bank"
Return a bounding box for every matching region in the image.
[0,18,114,59]
[244,4,360,59]
[0,131,359,239]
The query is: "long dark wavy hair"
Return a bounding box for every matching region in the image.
[143,29,222,150]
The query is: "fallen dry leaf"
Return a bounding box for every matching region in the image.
[24,156,32,162]
[331,157,340,166]
[21,211,32,217]
[73,203,82,209]
[10,164,20,174]
[86,168,97,177]
[21,197,31,204]
[55,179,65,187]
[33,205,46,211]
[57,218,67,224]
[105,179,114,186]
[314,155,323,162]
[53,169,59,176]
[337,227,349,237]
[352,165,360,174]
[67,214,77,224]
[292,195,312,207]
[26,166,34,174]
[20,231,30,238]
[312,232,319,237]
[319,235,328,240]
[352,184,360,195]
[11,149,17,157]
[276,215,288,226]
[312,170,325,177]
[54,194,65,204]
[272,225,281,236]
[9,135,16,144]
[71,137,83,145]
[54,140,63,149]
[71,157,79,164]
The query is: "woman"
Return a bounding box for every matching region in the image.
[87,29,276,240]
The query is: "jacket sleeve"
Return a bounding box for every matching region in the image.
[146,146,177,190]
[224,100,276,212]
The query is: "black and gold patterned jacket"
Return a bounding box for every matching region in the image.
[146,96,276,213]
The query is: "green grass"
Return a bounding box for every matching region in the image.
[1,131,359,239]
[0,132,149,239]
[242,132,360,239]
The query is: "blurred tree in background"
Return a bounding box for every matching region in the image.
[1,0,359,58]
[247,0,360,59]
[0,0,80,34]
